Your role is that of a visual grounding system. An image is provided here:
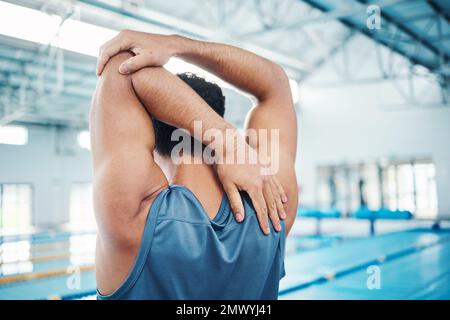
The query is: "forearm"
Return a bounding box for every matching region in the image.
[131,67,241,156]
[172,35,291,102]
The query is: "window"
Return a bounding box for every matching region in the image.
[77,131,91,150]
[69,183,96,230]
[0,241,33,276]
[382,160,438,219]
[0,184,32,230]
[413,162,438,219]
[316,167,334,209]
[383,164,398,210]
[0,125,28,145]
[69,234,96,266]
[317,164,374,215]
[361,163,381,210]
[334,167,353,215]
[316,159,438,219]
[396,164,415,212]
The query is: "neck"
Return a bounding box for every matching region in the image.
[158,154,224,219]
[172,160,223,195]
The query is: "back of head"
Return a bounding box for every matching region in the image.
[152,72,226,157]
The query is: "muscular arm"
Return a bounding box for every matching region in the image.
[90,52,168,249]
[91,52,171,294]
[96,30,297,235]
[130,68,283,234]
[172,37,298,233]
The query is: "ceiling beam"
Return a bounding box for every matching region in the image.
[76,0,309,74]
[1,0,310,74]
[300,0,441,72]
[240,0,411,37]
[301,31,356,80]
[355,0,450,65]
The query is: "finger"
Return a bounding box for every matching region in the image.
[248,188,270,235]
[96,36,129,76]
[119,53,152,74]
[269,178,286,220]
[223,183,245,223]
[263,182,282,232]
[272,176,288,203]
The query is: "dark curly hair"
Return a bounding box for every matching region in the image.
[152,72,226,157]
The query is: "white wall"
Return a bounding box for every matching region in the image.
[0,124,92,227]
[296,34,450,219]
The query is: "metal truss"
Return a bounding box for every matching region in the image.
[1,0,449,128]
[0,0,93,126]
[297,0,449,108]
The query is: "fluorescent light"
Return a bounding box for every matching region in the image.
[0,2,226,85]
[0,125,28,145]
[77,131,91,150]
[0,1,117,56]
[0,1,296,99]
[0,1,61,45]
[54,19,118,57]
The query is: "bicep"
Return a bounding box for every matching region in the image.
[244,98,297,159]
[90,52,168,245]
[244,98,298,231]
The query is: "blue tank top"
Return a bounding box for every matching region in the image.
[97,185,285,300]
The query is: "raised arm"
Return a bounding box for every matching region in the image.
[129,67,286,234]
[172,37,298,233]
[96,31,298,234]
[90,52,168,249]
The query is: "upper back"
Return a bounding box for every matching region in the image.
[97,185,285,300]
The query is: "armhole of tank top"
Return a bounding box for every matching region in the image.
[171,184,229,223]
[97,187,169,300]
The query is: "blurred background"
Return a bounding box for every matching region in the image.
[0,0,449,300]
